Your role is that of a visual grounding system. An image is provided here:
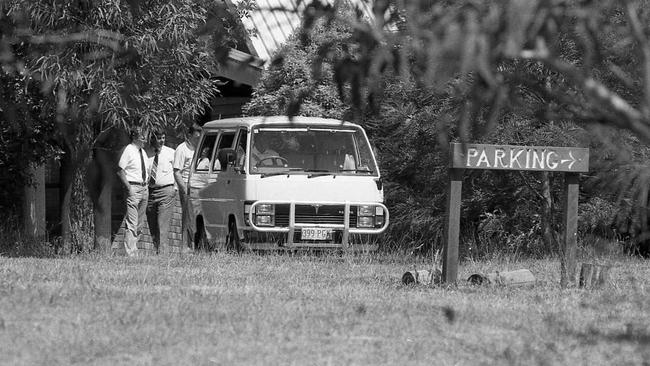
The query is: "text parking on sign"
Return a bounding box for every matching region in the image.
[451,143,589,172]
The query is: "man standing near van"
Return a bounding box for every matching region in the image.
[250,133,279,168]
[146,129,176,254]
[116,127,149,257]
[174,123,202,252]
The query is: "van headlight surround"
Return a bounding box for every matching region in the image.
[255,203,275,227]
[357,205,384,228]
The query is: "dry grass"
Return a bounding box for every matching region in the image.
[0,252,648,366]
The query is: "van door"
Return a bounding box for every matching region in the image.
[217,129,248,233]
[187,132,219,246]
[196,130,238,246]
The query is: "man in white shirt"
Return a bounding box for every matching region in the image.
[173,123,202,252]
[115,127,149,257]
[146,129,176,254]
[250,133,280,169]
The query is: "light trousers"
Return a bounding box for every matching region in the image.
[124,184,149,256]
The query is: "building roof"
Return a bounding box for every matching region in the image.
[221,0,374,86]
[234,0,373,62]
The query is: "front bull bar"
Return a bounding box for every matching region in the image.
[247,200,389,249]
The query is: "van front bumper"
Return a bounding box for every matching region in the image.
[245,201,389,249]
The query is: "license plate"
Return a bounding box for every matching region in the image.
[301,227,331,240]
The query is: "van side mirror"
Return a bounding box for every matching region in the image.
[217,148,237,171]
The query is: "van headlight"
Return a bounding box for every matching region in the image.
[358,205,374,217]
[255,203,275,227]
[357,205,384,228]
[357,216,374,228]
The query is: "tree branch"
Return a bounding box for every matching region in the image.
[519,37,650,143]
[625,0,650,120]
[11,30,123,52]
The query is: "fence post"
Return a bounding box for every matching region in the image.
[442,168,463,284]
[561,172,579,288]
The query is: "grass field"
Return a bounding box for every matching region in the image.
[0,252,648,366]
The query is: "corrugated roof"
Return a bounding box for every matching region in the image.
[232,0,374,62]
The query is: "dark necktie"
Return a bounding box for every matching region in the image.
[149,150,159,186]
[139,149,146,183]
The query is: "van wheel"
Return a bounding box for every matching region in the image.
[227,219,242,252]
[195,224,208,251]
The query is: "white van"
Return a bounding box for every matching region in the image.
[185,116,389,251]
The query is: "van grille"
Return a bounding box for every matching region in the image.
[274,204,357,227]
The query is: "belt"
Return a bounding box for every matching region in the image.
[128,181,147,186]
[149,184,174,189]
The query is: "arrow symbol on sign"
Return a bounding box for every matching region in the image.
[559,151,577,169]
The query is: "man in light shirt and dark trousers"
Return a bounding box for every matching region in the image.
[146,129,176,254]
[174,123,202,253]
[116,127,149,257]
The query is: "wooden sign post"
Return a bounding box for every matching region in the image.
[444,143,589,286]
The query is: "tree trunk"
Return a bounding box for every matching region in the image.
[59,147,94,253]
[70,159,94,253]
[91,148,114,253]
[541,171,556,251]
[59,152,74,253]
[23,163,46,239]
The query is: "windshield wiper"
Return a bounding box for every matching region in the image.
[305,169,335,178]
[261,168,304,178]
[339,168,374,174]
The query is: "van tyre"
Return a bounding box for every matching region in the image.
[227,219,242,253]
[195,225,208,251]
[193,217,211,252]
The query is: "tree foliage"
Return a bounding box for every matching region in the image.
[1,0,247,247]
[274,0,650,141]
[249,0,650,255]
[2,0,234,138]
[243,9,350,118]
[0,72,58,213]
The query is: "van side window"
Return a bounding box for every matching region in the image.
[234,129,248,172]
[214,131,236,171]
[195,134,217,172]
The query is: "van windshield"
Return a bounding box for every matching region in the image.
[248,126,378,176]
